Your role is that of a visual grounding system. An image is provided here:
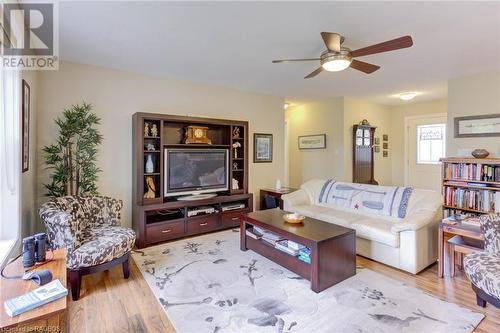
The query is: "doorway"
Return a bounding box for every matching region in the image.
[404,114,447,192]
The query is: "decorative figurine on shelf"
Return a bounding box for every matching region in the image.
[146,143,156,151]
[144,176,156,199]
[232,127,240,139]
[145,154,154,173]
[151,124,158,137]
[232,178,239,190]
[233,162,238,170]
[232,141,241,159]
[144,122,150,137]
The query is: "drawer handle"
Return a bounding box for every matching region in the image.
[231,217,239,221]
[200,222,208,226]
[161,229,172,233]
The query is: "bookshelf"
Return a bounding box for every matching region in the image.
[440,157,500,217]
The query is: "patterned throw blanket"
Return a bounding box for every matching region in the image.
[319,180,413,218]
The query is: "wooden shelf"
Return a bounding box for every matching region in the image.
[442,205,494,214]
[440,157,500,164]
[144,136,160,139]
[232,169,244,172]
[164,144,230,148]
[443,178,500,185]
[144,150,160,153]
[443,183,500,191]
[144,173,160,176]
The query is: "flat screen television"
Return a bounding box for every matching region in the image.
[164,148,229,197]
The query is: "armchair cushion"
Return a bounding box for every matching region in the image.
[39,200,86,250]
[67,226,136,269]
[464,252,500,300]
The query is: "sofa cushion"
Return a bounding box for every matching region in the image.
[290,205,332,218]
[464,251,500,300]
[350,218,399,248]
[67,226,136,269]
[315,208,362,228]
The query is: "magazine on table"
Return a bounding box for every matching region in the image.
[4,279,68,317]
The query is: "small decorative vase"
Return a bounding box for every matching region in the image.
[275,179,281,190]
[471,149,489,159]
[145,154,154,173]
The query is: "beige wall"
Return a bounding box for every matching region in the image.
[286,96,450,188]
[447,71,500,157]
[21,70,40,238]
[285,98,344,187]
[343,97,392,185]
[37,61,285,227]
[389,99,448,186]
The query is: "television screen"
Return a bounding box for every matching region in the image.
[165,149,228,196]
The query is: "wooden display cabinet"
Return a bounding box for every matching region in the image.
[132,113,252,248]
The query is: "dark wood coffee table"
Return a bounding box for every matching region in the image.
[240,208,356,293]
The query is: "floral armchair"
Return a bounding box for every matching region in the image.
[464,213,500,308]
[39,196,136,300]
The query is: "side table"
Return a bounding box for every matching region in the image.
[260,187,297,210]
[0,248,67,332]
[438,221,484,278]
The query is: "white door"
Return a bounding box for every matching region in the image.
[405,115,447,192]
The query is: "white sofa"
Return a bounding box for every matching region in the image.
[282,179,442,274]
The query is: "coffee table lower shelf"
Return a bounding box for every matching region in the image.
[245,237,311,279]
[240,215,356,293]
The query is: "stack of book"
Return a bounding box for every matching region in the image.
[298,247,311,264]
[253,226,284,245]
[444,163,500,182]
[274,239,306,256]
[444,187,500,212]
[245,228,263,240]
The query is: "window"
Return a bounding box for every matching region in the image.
[417,124,446,164]
[0,65,21,264]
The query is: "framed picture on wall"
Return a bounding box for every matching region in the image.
[22,79,30,172]
[454,114,500,137]
[298,134,326,149]
[253,133,273,163]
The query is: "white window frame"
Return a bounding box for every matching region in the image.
[416,123,446,165]
[0,68,21,266]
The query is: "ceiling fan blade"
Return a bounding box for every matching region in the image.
[304,67,323,79]
[351,35,413,58]
[321,32,341,52]
[272,58,320,63]
[350,60,380,74]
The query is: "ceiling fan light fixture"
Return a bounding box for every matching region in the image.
[320,50,352,72]
[399,92,417,101]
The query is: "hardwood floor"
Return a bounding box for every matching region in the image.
[67,255,499,333]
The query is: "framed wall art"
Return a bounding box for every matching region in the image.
[22,79,30,172]
[253,133,273,163]
[454,114,500,138]
[298,134,326,149]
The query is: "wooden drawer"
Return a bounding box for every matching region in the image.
[187,215,220,234]
[146,220,185,244]
[221,210,248,228]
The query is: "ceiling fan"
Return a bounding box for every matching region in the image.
[272,32,413,79]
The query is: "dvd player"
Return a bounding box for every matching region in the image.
[221,203,245,212]
[187,206,216,217]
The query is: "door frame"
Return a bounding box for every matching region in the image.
[404,113,447,186]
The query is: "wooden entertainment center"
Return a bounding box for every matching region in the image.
[132,113,253,248]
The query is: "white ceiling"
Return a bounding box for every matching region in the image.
[59,1,500,105]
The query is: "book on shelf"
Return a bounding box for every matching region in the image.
[274,240,300,256]
[444,187,500,212]
[245,228,262,240]
[4,279,68,317]
[444,163,499,182]
[461,217,481,227]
